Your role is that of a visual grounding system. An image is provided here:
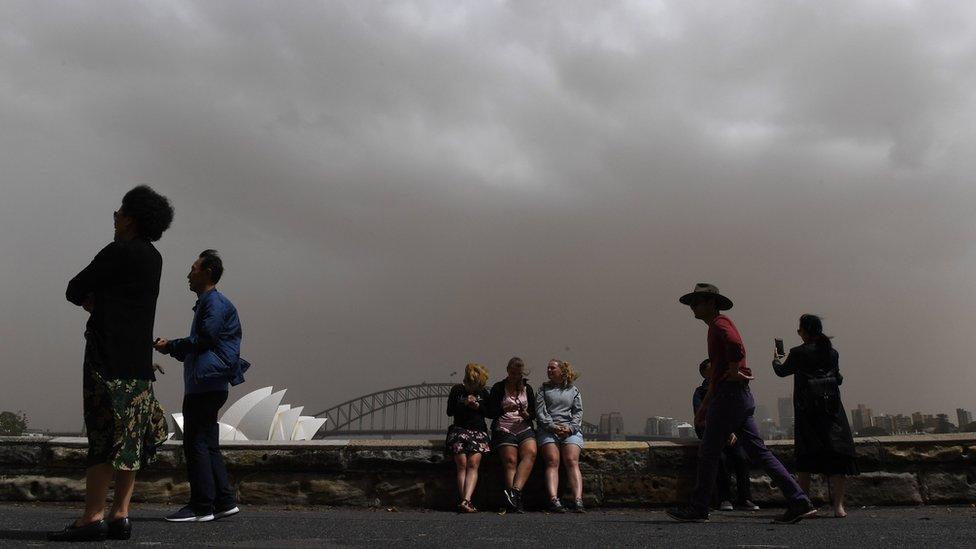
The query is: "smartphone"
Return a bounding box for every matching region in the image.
[774,338,785,355]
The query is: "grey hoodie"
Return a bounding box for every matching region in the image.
[536,383,583,432]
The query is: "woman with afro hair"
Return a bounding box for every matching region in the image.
[51,186,174,542]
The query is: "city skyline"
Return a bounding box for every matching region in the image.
[604,396,976,438]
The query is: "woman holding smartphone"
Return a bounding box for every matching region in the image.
[774,314,857,518]
[445,363,491,513]
[485,357,537,513]
[536,359,585,513]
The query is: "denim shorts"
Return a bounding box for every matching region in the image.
[491,428,535,449]
[536,427,585,448]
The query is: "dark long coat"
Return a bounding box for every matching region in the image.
[774,343,855,459]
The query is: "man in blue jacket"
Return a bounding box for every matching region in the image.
[154,249,248,522]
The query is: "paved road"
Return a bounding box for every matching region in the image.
[2,503,974,548]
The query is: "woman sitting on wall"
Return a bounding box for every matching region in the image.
[536,359,585,513]
[485,357,537,513]
[774,314,858,518]
[445,363,491,513]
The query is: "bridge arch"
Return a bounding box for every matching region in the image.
[313,383,598,437]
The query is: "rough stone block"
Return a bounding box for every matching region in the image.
[601,475,689,506]
[374,479,426,507]
[220,448,345,471]
[48,446,89,468]
[149,449,180,470]
[919,472,976,503]
[220,449,289,469]
[582,448,648,475]
[131,477,190,503]
[747,475,783,506]
[306,478,370,505]
[882,444,965,464]
[238,473,308,504]
[0,444,44,467]
[345,448,446,470]
[854,441,883,468]
[748,475,831,506]
[765,445,794,466]
[287,449,345,470]
[845,472,922,506]
[0,475,86,501]
[646,445,697,472]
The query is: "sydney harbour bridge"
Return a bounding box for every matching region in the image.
[312,383,598,438]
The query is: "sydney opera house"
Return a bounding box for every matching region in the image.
[169,387,328,441]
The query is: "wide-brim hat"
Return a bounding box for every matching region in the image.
[679,283,734,311]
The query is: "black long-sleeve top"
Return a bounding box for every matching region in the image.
[774,342,854,458]
[773,343,844,396]
[66,239,162,380]
[446,384,490,432]
[484,379,536,433]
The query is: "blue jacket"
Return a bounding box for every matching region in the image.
[166,289,249,394]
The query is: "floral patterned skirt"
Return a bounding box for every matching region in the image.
[83,364,168,471]
[444,426,491,455]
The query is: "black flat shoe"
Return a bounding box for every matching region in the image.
[107,517,132,540]
[47,519,108,542]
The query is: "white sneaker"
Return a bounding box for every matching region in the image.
[719,500,734,511]
[165,505,215,522]
[214,506,240,519]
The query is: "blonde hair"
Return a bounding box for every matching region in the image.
[549,359,579,387]
[463,363,489,390]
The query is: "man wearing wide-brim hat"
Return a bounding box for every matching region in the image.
[667,283,816,525]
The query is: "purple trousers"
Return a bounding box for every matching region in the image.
[691,384,809,512]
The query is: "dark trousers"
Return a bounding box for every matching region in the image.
[695,430,753,505]
[182,391,236,514]
[716,444,752,503]
[692,385,808,512]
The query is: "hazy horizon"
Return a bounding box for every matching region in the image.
[2,1,975,432]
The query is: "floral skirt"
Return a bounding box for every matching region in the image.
[83,364,169,471]
[444,426,491,455]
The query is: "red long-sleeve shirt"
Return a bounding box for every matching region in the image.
[707,314,751,387]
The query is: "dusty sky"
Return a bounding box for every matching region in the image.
[2,1,975,432]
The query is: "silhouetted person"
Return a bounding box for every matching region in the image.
[774,314,857,518]
[155,249,248,522]
[667,283,815,524]
[694,359,758,511]
[484,357,537,513]
[536,359,585,513]
[51,186,173,542]
[445,363,491,513]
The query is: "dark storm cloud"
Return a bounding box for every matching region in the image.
[2,1,975,431]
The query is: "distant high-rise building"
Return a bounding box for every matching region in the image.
[759,418,784,440]
[894,414,913,434]
[676,423,695,439]
[600,412,625,439]
[911,411,924,426]
[754,404,771,422]
[644,416,678,438]
[777,397,794,435]
[957,409,972,429]
[851,404,873,432]
[936,413,955,433]
[874,414,895,434]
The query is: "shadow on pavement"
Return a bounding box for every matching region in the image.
[0,529,48,541]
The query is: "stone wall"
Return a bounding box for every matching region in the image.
[2,434,975,509]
